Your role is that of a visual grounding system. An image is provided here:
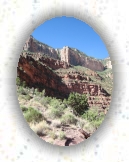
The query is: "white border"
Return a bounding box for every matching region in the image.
[0,0,129,162]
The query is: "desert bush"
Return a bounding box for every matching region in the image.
[49,98,60,108]
[49,98,67,110]
[58,131,66,140]
[25,94,32,100]
[40,96,52,107]
[16,77,21,86]
[16,77,27,87]
[51,120,61,128]
[82,109,105,128]
[20,106,28,112]
[39,89,46,97]
[33,88,39,95]
[22,81,27,87]
[49,107,63,119]
[76,119,86,129]
[67,92,89,116]
[91,119,104,128]
[82,109,98,122]
[17,86,27,95]
[59,103,67,109]
[49,131,57,139]
[61,113,77,125]
[24,107,43,123]
[30,120,50,136]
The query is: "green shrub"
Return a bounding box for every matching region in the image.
[82,109,105,128]
[16,77,27,87]
[22,81,26,87]
[18,86,28,95]
[49,98,60,108]
[67,92,89,116]
[59,103,67,109]
[25,94,32,100]
[34,88,39,95]
[49,131,57,139]
[92,119,103,128]
[16,77,21,86]
[49,108,63,119]
[20,106,28,112]
[24,107,43,123]
[49,98,66,109]
[39,89,46,97]
[61,113,77,125]
[59,131,66,140]
[82,109,98,122]
[40,96,52,107]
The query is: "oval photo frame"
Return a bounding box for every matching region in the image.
[0,0,129,162]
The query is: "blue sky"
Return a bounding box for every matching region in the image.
[32,16,109,59]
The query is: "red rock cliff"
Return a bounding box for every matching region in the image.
[17,53,111,110]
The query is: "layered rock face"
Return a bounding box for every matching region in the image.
[23,36,104,72]
[17,55,70,99]
[22,52,72,70]
[23,36,59,59]
[18,52,111,110]
[60,46,104,71]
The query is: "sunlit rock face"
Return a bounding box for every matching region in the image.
[23,36,105,71]
[60,46,104,71]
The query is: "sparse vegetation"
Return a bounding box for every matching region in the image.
[49,131,57,139]
[29,120,51,135]
[81,109,105,128]
[16,60,109,145]
[58,131,66,140]
[61,113,77,125]
[66,92,89,116]
[23,107,44,123]
[17,78,105,133]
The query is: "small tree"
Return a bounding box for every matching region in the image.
[67,92,89,116]
[16,77,21,86]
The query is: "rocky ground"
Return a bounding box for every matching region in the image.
[39,125,89,146]
[18,87,101,146]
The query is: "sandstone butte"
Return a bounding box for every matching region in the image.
[18,35,113,113]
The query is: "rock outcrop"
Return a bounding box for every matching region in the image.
[100,57,112,69]
[60,46,104,71]
[17,55,70,99]
[23,36,105,72]
[23,36,59,60]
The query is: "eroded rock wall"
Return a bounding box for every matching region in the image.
[23,36,105,71]
[60,46,104,71]
[23,36,59,59]
[18,54,111,109]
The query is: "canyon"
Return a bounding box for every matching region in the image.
[18,35,113,112]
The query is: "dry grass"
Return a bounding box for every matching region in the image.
[51,119,62,128]
[61,113,77,125]
[49,131,57,139]
[29,120,51,136]
[58,131,66,140]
